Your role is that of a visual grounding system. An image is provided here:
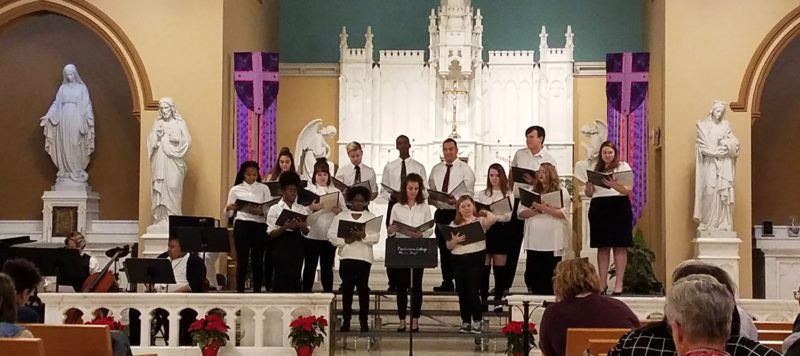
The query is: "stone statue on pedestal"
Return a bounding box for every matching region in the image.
[295,118,337,180]
[693,100,739,232]
[40,64,95,188]
[147,97,191,226]
[573,119,608,183]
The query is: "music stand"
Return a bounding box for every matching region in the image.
[385,238,438,356]
[174,226,231,262]
[124,258,176,293]
[6,243,85,292]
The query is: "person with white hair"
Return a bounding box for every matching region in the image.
[609,259,779,356]
[665,274,734,356]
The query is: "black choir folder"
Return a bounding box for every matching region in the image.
[337,215,383,239]
[394,219,436,236]
[586,169,633,189]
[331,177,372,193]
[275,209,308,226]
[235,197,280,216]
[427,181,468,203]
[475,197,513,215]
[438,221,486,245]
[518,188,563,209]
[385,238,438,269]
[510,166,537,184]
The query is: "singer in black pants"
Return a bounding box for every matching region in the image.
[385,199,399,291]
[504,199,526,293]
[302,239,336,292]
[234,220,267,293]
[434,209,457,291]
[395,268,423,325]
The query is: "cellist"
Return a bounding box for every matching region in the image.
[65,232,102,274]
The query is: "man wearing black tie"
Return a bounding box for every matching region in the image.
[335,141,379,200]
[380,135,427,292]
[428,139,475,292]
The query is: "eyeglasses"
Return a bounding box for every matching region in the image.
[793,290,800,301]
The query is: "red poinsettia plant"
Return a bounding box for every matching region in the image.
[501,320,537,354]
[288,315,328,348]
[188,314,230,349]
[85,315,125,331]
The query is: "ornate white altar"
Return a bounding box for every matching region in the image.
[337,0,574,187]
[754,224,800,300]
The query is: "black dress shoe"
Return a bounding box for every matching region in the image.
[611,291,623,296]
[411,327,419,333]
[339,323,350,332]
[397,326,406,332]
[360,322,370,333]
[387,285,398,292]
[433,282,454,292]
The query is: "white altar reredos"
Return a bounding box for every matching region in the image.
[337,0,574,186]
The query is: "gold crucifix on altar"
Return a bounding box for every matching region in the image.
[442,79,468,139]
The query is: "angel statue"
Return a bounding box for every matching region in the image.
[295,118,337,180]
[573,119,608,183]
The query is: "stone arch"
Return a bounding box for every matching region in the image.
[0,0,157,119]
[732,5,800,121]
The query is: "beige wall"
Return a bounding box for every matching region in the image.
[643,0,666,285]
[222,0,279,205]
[656,0,800,296]
[276,76,340,165]
[85,0,278,233]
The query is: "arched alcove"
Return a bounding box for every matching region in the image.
[0,11,139,219]
[751,34,800,225]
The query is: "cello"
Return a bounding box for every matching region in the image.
[82,245,128,292]
[64,245,127,324]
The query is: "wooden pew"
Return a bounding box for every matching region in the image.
[587,338,622,356]
[23,324,112,356]
[761,340,784,352]
[754,321,793,331]
[758,329,792,341]
[0,337,46,356]
[565,328,631,356]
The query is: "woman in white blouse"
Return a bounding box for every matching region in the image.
[386,173,432,332]
[585,141,633,295]
[328,186,380,332]
[446,196,496,334]
[518,162,570,295]
[473,164,513,311]
[225,161,270,293]
[303,159,344,292]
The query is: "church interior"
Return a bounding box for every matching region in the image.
[0,0,799,355]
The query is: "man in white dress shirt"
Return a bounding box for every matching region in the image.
[507,126,557,293]
[380,135,427,291]
[335,141,378,200]
[428,138,475,292]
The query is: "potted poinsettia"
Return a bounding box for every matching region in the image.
[288,315,328,356]
[502,320,537,356]
[188,314,230,356]
[85,315,125,331]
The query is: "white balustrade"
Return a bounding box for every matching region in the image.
[39,293,335,356]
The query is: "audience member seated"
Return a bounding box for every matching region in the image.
[783,283,800,355]
[609,260,780,356]
[538,258,640,356]
[1,259,43,323]
[665,275,733,356]
[0,273,34,338]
